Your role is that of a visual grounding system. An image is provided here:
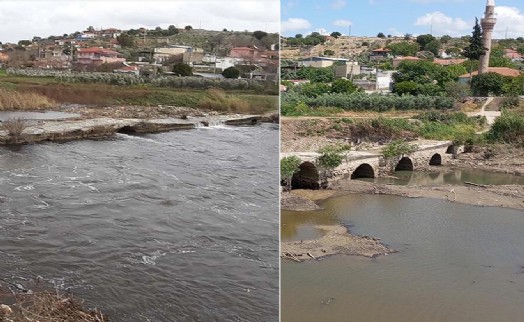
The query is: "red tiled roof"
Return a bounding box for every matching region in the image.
[459,67,521,78]
[394,56,420,61]
[433,58,467,66]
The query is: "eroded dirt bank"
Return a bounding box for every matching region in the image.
[281,224,397,262]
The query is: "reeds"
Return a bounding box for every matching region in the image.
[0,89,55,110]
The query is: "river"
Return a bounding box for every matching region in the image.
[282,194,524,322]
[0,124,279,321]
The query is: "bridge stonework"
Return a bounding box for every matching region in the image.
[283,141,456,189]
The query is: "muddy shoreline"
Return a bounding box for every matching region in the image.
[281,164,524,262]
[0,106,278,145]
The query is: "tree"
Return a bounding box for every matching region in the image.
[387,41,420,56]
[184,25,193,31]
[331,79,359,94]
[424,39,441,56]
[416,34,435,50]
[295,34,303,39]
[87,26,94,32]
[444,81,471,100]
[377,32,386,38]
[323,49,335,56]
[404,33,412,40]
[280,156,302,191]
[330,31,342,38]
[117,33,135,47]
[471,72,505,96]
[168,25,178,35]
[316,145,347,188]
[17,40,31,46]
[252,30,268,40]
[463,18,485,60]
[222,66,240,78]
[463,17,486,82]
[440,35,452,44]
[173,63,193,76]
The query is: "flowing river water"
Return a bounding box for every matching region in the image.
[282,193,524,322]
[0,123,279,321]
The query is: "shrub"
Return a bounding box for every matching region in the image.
[382,140,418,158]
[486,112,524,146]
[222,67,240,79]
[172,63,193,76]
[1,118,27,143]
[280,155,302,191]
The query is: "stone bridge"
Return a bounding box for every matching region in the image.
[281,140,459,189]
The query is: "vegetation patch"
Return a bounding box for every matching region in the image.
[0,89,55,110]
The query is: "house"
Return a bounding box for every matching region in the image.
[458,67,521,84]
[229,47,256,60]
[433,58,467,66]
[392,56,419,68]
[76,47,125,65]
[369,48,391,60]
[299,56,349,68]
[335,62,361,78]
[153,46,202,64]
[113,63,139,76]
[0,51,9,67]
[504,49,524,62]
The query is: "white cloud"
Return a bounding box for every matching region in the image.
[281,18,311,33]
[331,0,346,9]
[493,6,524,39]
[333,19,352,27]
[0,0,279,43]
[414,11,470,36]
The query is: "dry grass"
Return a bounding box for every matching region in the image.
[0,89,55,110]
[0,285,107,322]
[1,118,27,143]
[198,88,251,113]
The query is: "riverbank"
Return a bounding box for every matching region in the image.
[281,170,524,262]
[0,111,276,145]
[0,285,107,322]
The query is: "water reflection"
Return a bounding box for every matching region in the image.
[358,168,524,186]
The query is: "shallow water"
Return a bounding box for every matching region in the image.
[282,194,524,322]
[0,111,80,121]
[358,168,524,186]
[0,124,279,321]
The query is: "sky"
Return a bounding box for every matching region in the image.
[0,0,279,43]
[282,0,524,39]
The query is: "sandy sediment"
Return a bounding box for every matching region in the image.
[281,224,397,262]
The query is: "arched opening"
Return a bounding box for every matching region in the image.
[117,126,136,134]
[351,163,375,179]
[291,162,320,190]
[429,153,442,166]
[445,145,455,154]
[395,157,413,171]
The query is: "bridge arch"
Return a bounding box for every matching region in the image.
[351,163,375,179]
[395,157,413,171]
[429,153,442,165]
[291,162,320,190]
[446,145,455,154]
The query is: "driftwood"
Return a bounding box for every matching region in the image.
[282,252,302,263]
[464,181,488,188]
[306,252,316,260]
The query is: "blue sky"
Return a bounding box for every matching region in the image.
[282,0,524,39]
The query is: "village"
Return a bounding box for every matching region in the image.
[0,25,279,82]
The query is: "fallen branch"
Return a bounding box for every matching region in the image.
[464,181,488,188]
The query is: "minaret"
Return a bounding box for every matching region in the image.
[479,0,496,74]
